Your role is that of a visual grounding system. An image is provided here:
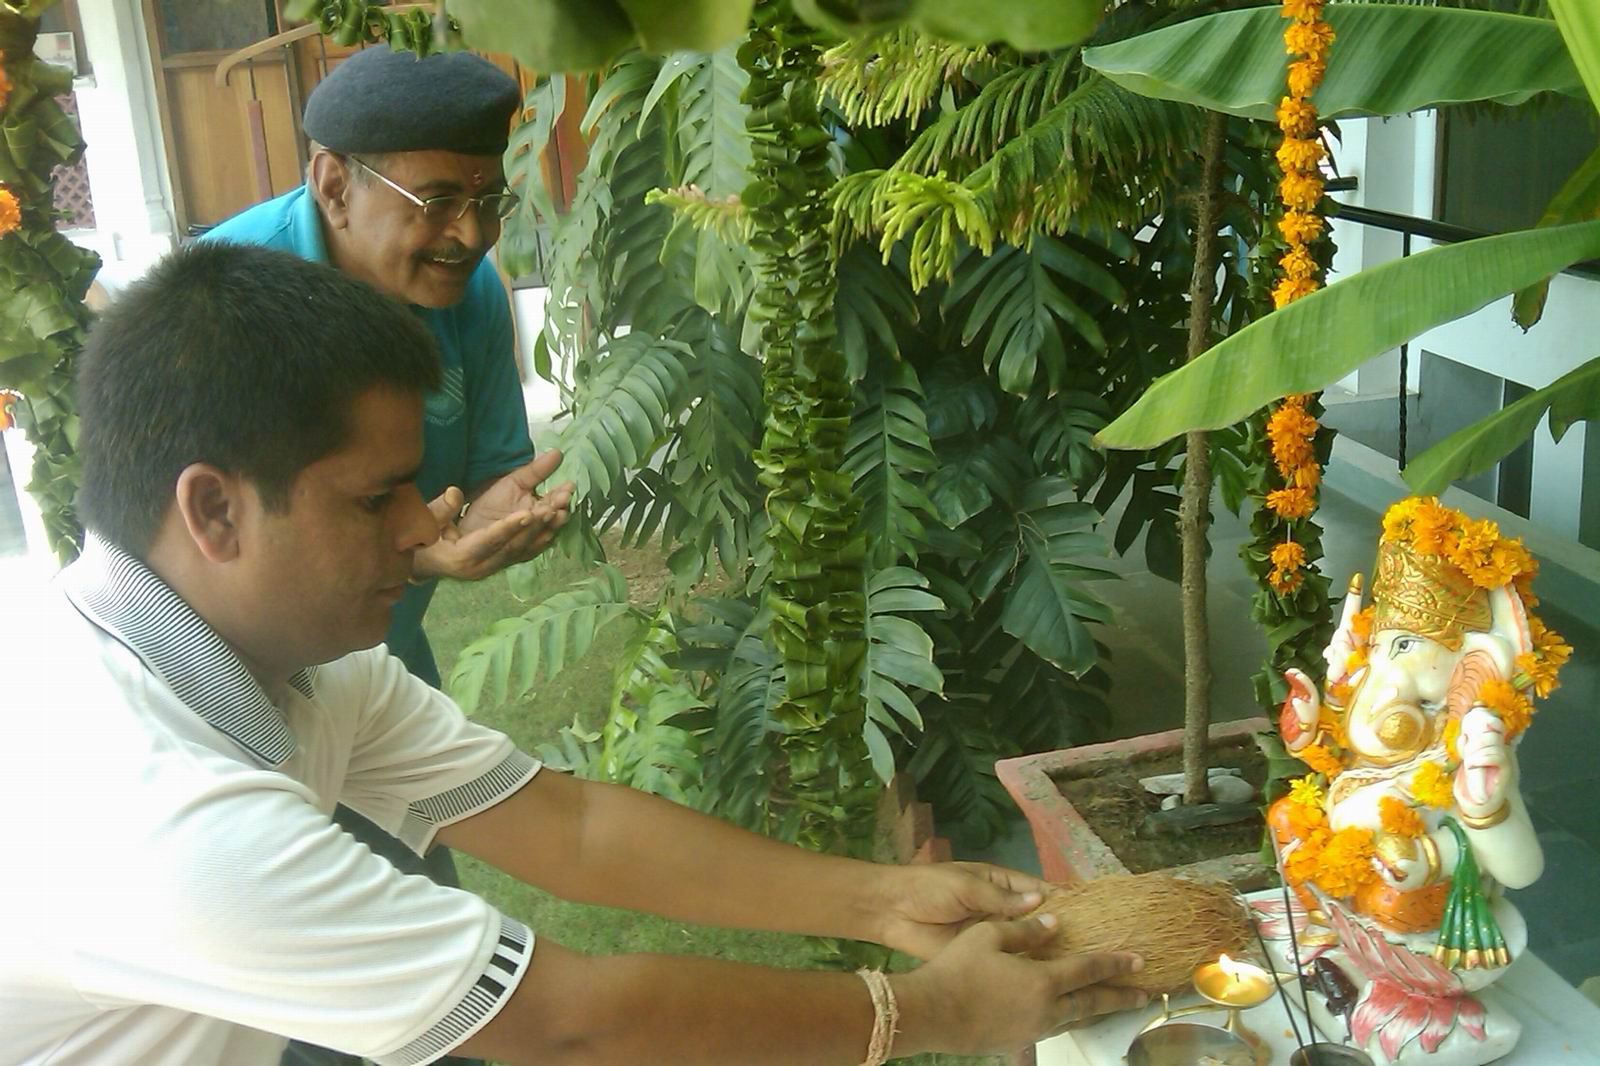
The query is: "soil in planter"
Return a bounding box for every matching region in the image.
[1055,740,1269,874]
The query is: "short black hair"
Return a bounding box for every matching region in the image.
[76,241,442,556]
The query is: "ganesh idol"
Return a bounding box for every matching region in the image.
[1261,497,1571,1062]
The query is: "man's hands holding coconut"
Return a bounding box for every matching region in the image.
[869,863,1148,1055]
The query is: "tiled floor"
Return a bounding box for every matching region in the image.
[961,480,1600,990]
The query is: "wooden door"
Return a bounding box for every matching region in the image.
[142,0,306,231]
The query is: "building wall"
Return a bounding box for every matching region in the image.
[1325,112,1598,547]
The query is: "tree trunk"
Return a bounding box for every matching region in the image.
[1181,112,1230,806]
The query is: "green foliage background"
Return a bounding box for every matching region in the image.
[0,0,99,563]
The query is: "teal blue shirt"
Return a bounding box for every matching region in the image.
[204,186,533,686]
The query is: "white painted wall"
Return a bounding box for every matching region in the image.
[1325,110,1595,543]
[69,0,178,286]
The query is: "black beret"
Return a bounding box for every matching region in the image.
[303,48,520,156]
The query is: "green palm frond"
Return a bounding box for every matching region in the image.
[861,565,944,781]
[646,47,756,312]
[553,332,692,503]
[835,246,920,379]
[446,564,634,716]
[894,50,1077,175]
[844,361,941,570]
[942,233,1126,396]
[819,27,1006,128]
[832,74,1202,288]
[1001,476,1114,677]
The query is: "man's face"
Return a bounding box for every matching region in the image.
[336,150,507,309]
[237,385,437,671]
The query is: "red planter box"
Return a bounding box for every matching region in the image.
[996,717,1273,888]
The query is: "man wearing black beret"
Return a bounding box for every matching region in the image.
[204,46,573,1066]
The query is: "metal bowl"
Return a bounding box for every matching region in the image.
[1125,1021,1254,1066]
[1289,1043,1375,1066]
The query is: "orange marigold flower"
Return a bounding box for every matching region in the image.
[1287,58,1327,99]
[1477,677,1535,737]
[1279,210,1324,246]
[1269,540,1307,594]
[1280,169,1326,211]
[1513,567,1540,608]
[1297,743,1344,778]
[1280,244,1320,280]
[1277,136,1328,173]
[0,187,20,237]
[0,390,19,433]
[1268,486,1317,521]
[1518,617,1571,698]
[1382,497,1423,541]
[1408,499,1461,558]
[1314,826,1379,898]
[1272,276,1318,308]
[1271,540,1307,573]
[1283,825,1331,886]
[1291,461,1321,490]
[1410,760,1454,809]
[1379,795,1424,838]
[1451,517,1507,589]
[1277,96,1319,138]
[1269,401,1318,469]
[1284,19,1337,62]
[1282,0,1326,22]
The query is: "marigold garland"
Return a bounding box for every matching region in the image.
[1269,540,1308,594]
[1255,0,1337,607]
[1296,743,1344,778]
[1379,497,1569,726]
[0,187,20,237]
[1284,824,1378,898]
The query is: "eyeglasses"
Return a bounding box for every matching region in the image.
[348,156,520,223]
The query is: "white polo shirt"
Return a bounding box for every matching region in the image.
[0,536,541,1065]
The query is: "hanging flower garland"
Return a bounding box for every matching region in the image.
[1264,0,1334,590]
[1243,0,1339,735]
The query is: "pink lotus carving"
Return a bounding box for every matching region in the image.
[1327,901,1487,1058]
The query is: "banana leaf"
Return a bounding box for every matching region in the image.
[1551,0,1600,113]
[1096,219,1600,449]
[1512,145,1600,329]
[1402,355,1600,495]
[1083,5,1582,123]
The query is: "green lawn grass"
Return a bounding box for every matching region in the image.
[426,547,1004,1065]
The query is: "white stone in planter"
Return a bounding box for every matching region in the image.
[1139,766,1243,796]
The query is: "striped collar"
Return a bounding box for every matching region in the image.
[61,533,315,767]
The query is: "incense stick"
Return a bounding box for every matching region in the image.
[1271,836,1318,1036]
[1248,902,1299,1049]
[1247,893,1308,1053]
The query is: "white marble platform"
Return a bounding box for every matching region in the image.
[1038,946,1600,1065]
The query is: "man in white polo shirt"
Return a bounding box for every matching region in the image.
[0,242,1146,1065]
